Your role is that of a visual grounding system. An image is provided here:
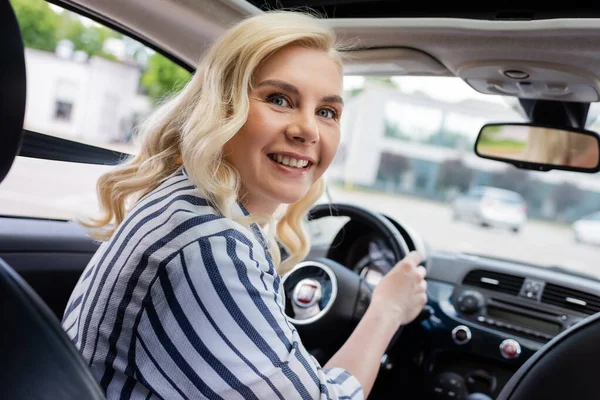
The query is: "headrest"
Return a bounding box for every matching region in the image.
[0,0,27,184]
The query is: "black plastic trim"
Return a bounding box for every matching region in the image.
[19,130,130,165]
[0,0,26,184]
[0,217,100,253]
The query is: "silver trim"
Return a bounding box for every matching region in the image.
[499,339,522,359]
[481,277,500,285]
[452,325,472,345]
[566,297,587,306]
[281,261,338,325]
[292,278,322,308]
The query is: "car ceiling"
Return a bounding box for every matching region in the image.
[57,0,600,103]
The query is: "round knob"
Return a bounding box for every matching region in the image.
[457,290,485,314]
[452,325,472,345]
[499,339,521,359]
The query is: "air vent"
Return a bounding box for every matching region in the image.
[463,269,525,296]
[541,283,600,315]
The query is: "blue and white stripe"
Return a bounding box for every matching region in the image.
[62,168,364,400]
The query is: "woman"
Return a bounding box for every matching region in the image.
[521,126,599,168]
[521,127,570,164]
[62,10,427,399]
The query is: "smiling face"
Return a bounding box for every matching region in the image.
[223,44,343,216]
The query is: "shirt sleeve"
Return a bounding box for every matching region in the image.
[134,227,364,400]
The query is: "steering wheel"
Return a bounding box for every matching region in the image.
[280,202,414,364]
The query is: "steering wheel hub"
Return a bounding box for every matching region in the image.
[282,261,338,325]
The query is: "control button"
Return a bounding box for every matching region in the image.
[521,279,545,299]
[432,372,468,399]
[452,325,472,345]
[500,339,521,359]
[477,316,485,323]
[457,290,485,314]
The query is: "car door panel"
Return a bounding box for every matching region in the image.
[0,217,99,317]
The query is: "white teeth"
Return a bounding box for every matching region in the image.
[270,154,310,168]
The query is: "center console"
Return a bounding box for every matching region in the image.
[423,267,597,400]
[455,271,586,343]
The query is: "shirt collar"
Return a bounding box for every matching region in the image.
[181,167,270,251]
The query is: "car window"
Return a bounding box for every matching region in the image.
[1,0,191,220]
[317,75,600,279]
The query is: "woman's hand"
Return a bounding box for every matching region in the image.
[370,251,428,327]
[323,251,428,396]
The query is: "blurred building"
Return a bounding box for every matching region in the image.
[22,47,150,145]
[327,86,600,221]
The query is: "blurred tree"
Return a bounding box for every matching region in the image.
[491,167,530,194]
[490,166,544,210]
[11,0,124,61]
[379,152,410,178]
[58,13,119,59]
[11,0,59,52]
[437,159,474,192]
[552,182,583,215]
[141,53,192,103]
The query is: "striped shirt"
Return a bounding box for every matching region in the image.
[61,168,364,400]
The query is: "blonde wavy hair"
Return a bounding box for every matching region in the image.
[522,127,570,164]
[80,11,347,275]
[523,127,595,165]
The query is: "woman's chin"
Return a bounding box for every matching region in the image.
[272,188,310,206]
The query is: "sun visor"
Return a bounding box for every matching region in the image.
[341,48,451,76]
[458,61,600,102]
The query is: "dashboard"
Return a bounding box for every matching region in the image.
[306,215,600,400]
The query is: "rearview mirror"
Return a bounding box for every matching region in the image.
[475,123,600,173]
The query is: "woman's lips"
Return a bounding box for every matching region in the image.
[267,154,311,176]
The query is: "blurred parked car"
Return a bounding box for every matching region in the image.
[452,186,527,233]
[573,211,600,245]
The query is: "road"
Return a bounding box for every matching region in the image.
[1,157,599,279]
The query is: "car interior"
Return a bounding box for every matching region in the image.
[4,1,600,399]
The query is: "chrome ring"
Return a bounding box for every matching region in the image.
[281,260,338,325]
[452,325,472,345]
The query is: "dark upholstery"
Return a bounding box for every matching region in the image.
[0,2,105,399]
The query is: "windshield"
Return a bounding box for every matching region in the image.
[321,75,600,279]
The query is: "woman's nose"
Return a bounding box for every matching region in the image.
[285,113,319,144]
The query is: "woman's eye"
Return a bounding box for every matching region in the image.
[267,94,290,107]
[317,108,336,119]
